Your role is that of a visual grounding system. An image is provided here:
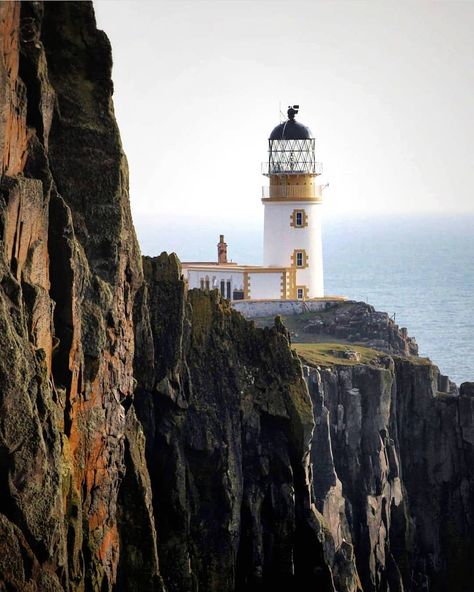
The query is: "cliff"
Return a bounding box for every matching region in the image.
[300,348,474,592]
[0,2,143,589]
[131,254,336,591]
[0,3,473,591]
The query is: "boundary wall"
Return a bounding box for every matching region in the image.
[232,298,346,319]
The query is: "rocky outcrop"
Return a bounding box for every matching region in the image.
[133,253,335,592]
[303,352,474,592]
[0,3,147,589]
[285,300,418,356]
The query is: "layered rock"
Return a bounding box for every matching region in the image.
[0,2,28,177]
[303,353,474,592]
[133,253,335,592]
[0,3,150,589]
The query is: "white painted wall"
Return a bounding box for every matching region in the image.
[263,200,324,297]
[184,268,286,300]
[248,272,281,299]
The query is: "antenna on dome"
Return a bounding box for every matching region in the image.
[279,101,285,123]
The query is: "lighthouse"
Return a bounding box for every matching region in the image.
[262,105,324,298]
[181,104,326,304]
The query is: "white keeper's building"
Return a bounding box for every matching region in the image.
[182,106,326,301]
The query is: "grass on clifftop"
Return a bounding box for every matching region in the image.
[293,342,384,367]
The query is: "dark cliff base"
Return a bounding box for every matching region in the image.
[0,3,473,591]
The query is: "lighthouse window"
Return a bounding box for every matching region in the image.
[220,280,225,296]
[226,281,231,299]
[205,277,210,291]
[200,278,205,290]
[296,251,303,267]
[291,209,307,228]
[297,288,304,299]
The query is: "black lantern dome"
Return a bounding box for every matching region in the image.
[269,120,312,140]
[265,105,317,175]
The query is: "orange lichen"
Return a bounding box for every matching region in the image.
[0,3,29,176]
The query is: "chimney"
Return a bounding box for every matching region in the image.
[217,234,228,264]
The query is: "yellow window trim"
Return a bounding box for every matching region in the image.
[296,285,309,300]
[291,249,309,269]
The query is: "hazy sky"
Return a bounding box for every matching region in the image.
[94,1,474,255]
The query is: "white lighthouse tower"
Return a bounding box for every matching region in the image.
[181,105,327,304]
[262,105,324,299]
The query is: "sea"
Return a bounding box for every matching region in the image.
[139,214,474,386]
[322,215,474,386]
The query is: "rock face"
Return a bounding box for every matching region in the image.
[304,355,474,592]
[0,3,146,590]
[133,253,335,591]
[0,2,473,592]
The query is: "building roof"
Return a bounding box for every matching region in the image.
[181,262,289,273]
[269,119,313,141]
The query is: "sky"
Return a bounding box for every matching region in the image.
[93,0,474,257]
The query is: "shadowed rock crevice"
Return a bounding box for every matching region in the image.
[19,3,46,144]
[48,190,77,434]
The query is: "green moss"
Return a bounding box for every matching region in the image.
[392,354,432,366]
[287,379,312,418]
[189,290,216,347]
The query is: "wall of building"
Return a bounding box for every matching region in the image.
[233,299,337,318]
[184,265,325,302]
[262,200,324,298]
[247,271,282,300]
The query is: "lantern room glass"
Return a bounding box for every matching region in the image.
[268,138,316,175]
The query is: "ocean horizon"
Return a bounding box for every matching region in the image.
[137,213,474,386]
